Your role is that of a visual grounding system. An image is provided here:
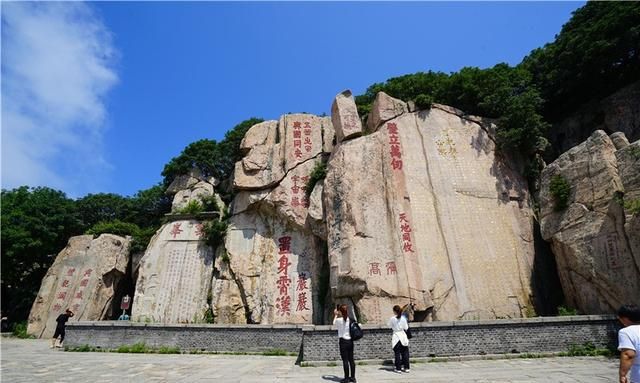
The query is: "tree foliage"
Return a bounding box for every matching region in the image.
[1,184,170,322]
[161,118,264,187]
[521,2,640,120]
[356,64,548,156]
[1,187,82,321]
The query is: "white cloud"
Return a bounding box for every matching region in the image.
[1,2,118,196]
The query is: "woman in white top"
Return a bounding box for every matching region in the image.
[333,304,356,383]
[388,305,410,373]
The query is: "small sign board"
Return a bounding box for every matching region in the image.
[120,295,131,310]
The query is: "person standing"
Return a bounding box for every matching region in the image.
[51,309,74,348]
[388,305,410,373]
[333,304,356,383]
[618,304,640,383]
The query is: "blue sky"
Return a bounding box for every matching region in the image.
[1,1,584,198]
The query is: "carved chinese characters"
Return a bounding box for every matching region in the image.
[388,123,404,171]
[132,220,213,323]
[540,131,640,313]
[28,234,130,338]
[325,96,536,322]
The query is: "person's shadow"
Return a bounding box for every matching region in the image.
[321,375,344,382]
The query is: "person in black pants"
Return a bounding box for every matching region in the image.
[388,305,410,373]
[51,309,74,348]
[333,304,356,383]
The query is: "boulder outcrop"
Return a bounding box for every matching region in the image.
[325,94,536,322]
[212,112,334,324]
[131,220,214,323]
[27,234,130,338]
[540,131,640,313]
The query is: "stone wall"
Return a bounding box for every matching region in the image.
[66,315,618,361]
[66,322,303,353]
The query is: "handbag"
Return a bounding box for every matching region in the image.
[349,318,363,341]
[405,327,413,339]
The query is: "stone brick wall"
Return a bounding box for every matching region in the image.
[302,315,620,361]
[65,322,303,353]
[66,315,619,361]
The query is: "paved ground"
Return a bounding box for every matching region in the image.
[1,338,618,383]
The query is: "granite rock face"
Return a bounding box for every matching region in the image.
[331,90,363,143]
[131,220,213,323]
[213,113,334,324]
[540,131,640,313]
[169,171,222,214]
[325,98,536,322]
[27,234,130,338]
[549,81,640,155]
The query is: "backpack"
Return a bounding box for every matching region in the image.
[349,318,363,341]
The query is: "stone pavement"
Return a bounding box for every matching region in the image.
[1,338,618,383]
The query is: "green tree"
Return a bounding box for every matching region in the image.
[1,187,82,321]
[355,63,548,156]
[521,2,640,120]
[126,184,171,228]
[75,193,133,229]
[161,117,264,188]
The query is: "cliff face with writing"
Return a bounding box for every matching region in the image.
[211,116,334,324]
[27,234,130,338]
[324,92,536,322]
[539,130,640,313]
[131,173,219,323]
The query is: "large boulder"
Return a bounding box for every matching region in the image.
[131,220,213,323]
[324,98,536,322]
[27,234,130,338]
[212,114,335,324]
[331,90,363,143]
[539,131,640,313]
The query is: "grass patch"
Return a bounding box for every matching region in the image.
[557,305,578,316]
[11,321,35,339]
[157,346,181,354]
[262,348,288,356]
[305,161,327,197]
[562,342,613,357]
[327,362,337,367]
[549,174,571,211]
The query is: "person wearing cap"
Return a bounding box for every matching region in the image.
[51,309,74,348]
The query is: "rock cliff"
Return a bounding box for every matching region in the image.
[325,93,536,322]
[211,114,333,324]
[539,130,640,313]
[212,91,537,323]
[131,171,221,323]
[27,234,130,338]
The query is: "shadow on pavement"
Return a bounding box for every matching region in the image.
[321,375,344,382]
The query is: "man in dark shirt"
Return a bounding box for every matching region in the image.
[51,309,74,348]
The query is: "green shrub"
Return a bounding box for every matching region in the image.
[86,220,140,238]
[179,200,204,215]
[116,342,149,353]
[305,162,327,197]
[11,321,34,339]
[202,220,228,249]
[262,348,288,356]
[200,195,220,212]
[624,199,640,215]
[566,342,613,357]
[130,226,158,254]
[557,305,578,316]
[414,94,434,110]
[157,346,181,354]
[549,175,571,211]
